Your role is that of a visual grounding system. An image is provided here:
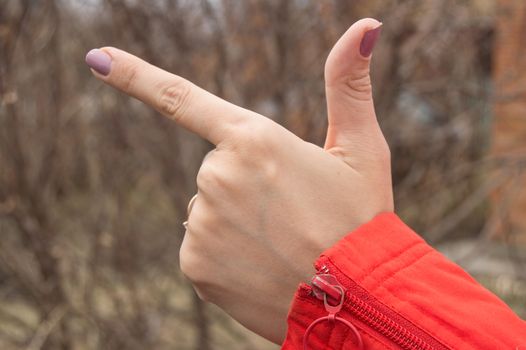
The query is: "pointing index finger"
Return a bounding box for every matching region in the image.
[85,47,249,145]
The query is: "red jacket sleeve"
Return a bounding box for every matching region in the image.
[281,213,526,350]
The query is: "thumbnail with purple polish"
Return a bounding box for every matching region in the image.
[85,49,112,76]
[360,25,382,58]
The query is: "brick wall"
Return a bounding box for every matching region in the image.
[492,0,526,240]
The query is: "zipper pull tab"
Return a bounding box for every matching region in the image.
[311,274,345,313]
[303,273,364,350]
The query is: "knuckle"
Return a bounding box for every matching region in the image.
[260,157,280,182]
[193,287,212,303]
[196,157,231,193]
[344,71,372,101]
[236,118,276,152]
[120,61,140,93]
[203,149,216,162]
[232,119,284,180]
[196,160,218,192]
[179,245,195,280]
[180,247,205,288]
[179,248,214,303]
[157,78,192,120]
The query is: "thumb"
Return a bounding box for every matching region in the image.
[324,18,386,167]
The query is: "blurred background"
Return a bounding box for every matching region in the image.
[1,0,525,349]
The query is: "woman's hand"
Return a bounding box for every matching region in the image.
[86,18,392,343]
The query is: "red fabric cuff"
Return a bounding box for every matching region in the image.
[281,212,526,350]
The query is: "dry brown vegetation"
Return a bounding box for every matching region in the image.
[0,0,524,349]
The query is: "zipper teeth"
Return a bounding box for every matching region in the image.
[345,292,433,350]
[315,260,445,350]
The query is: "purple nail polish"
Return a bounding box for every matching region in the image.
[85,49,112,76]
[360,25,382,58]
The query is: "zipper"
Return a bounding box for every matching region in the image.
[308,257,450,350]
[304,272,364,350]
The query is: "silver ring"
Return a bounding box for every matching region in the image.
[187,194,198,216]
[183,194,198,229]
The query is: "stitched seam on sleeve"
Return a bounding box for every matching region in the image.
[355,240,424,284]
[369,247,433,294]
